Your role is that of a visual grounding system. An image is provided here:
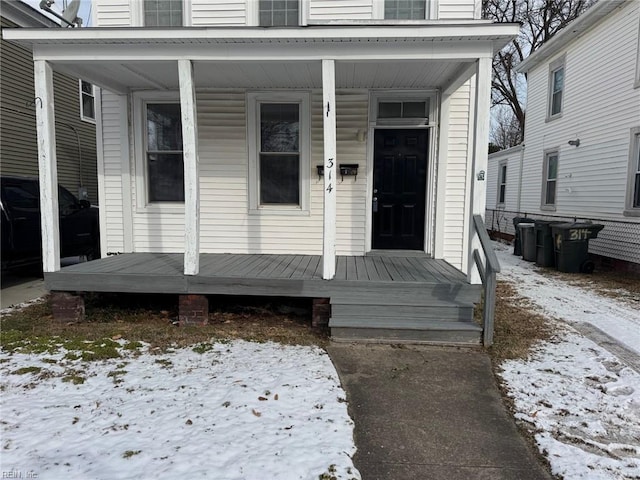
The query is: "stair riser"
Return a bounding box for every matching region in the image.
[331,304,474,321]
[331,327,481,344]
[330,285,481,305]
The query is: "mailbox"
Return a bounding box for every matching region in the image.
[339,164,359,181]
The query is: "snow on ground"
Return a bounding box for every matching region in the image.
[495,241,640,356]
[494,242,640,479]
[0,340,361,480]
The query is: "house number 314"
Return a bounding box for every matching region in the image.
[569,228,590,241]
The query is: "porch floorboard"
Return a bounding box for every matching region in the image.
[45,253,467,292]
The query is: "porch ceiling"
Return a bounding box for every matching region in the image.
[52,59,470,91]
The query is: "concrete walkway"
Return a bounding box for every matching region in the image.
[1,274,46,310]
[328,344,552,480]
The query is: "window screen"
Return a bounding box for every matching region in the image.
[144,0,183,26]
[259,0,299,26]
[146,103,184,202]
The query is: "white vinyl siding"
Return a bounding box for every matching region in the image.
[442,81,471,270]
[92,0,481,25]
[191,0,247,26]
[117,90,367,255]
[519,0,640,263]
[308,0,374,21]
[93,0,132,27]
[438,0,476,20]
[100,91,126,253]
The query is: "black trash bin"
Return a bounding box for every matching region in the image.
[551,222,605,273]
[520,223,536,262]
[534,220,563,267]
[513,217,534,256]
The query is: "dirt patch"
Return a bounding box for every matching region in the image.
[1,293,328,353]
[488,281,556,363]
[539,267,640,307]
[488,280,559,478]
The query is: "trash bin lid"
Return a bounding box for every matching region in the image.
[519,223,534,229]
[551,222,604,241]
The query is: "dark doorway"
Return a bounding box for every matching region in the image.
[372,129,428,250]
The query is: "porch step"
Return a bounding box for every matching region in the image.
[330,323,482,345]
[331,304,474,321]
[328,300,482,345]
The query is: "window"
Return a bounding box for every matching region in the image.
[385,0,426,19]
[79,80,95,123]
[377,99,430,125]
[259,0,299,26]
[625,128,640,216]
[542,150,558,208]
[144,0,183,26]
[145,102,184,203]
[547,57,565,120]
[497,162,507,205]
[248,92,310,213]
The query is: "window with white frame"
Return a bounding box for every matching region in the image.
[144,101,184,203]
[376,98,431,125]
[547,57,565,120]
[497,162,507,205]
[144,0,183,26]
[384,0,426,19]
[248,92,309,213]
[259,0,299,26]
[542,150,558,208]
[79,80,95,122]
[626,128,640,215]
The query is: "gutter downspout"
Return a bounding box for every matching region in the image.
[516,143,525,212]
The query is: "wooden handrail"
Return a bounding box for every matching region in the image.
[472,214,501,347]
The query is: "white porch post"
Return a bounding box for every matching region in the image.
[34,60,60,273]
[179,59,200,275]
[469,56,492,283]
[322,59,337,280]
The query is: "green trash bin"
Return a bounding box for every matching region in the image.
[551,222,605,273]
[519,223,536,262]
[534,220,563,267]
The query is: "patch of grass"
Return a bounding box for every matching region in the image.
[62,373,86,385]
[542,267,640,305]
[488,281,555,363]
[192,342,215,354]
[1,294,328,356]
[11,366,42,375]
[154,358,172,368]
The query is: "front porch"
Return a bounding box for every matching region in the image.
[46,253,482,344]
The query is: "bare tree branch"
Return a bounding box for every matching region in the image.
[483,0,595,148]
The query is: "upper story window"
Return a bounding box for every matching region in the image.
[385,0,426,20]
[144,0,183,26]
[547,57,565,120]
[497,162,507,205]
[259,0,299,26]
[542,150,558,209]
[79,80,95,123]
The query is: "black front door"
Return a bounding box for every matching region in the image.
[372,129,428,250]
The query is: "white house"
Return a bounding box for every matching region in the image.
[3,0,516,344]
[486,0,640,270]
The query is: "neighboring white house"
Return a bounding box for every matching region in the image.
[486,0,640,269]
[4,0,518,280]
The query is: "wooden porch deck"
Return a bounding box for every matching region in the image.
[45,253,482,344]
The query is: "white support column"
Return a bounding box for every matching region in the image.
[34,60,60,273]
[179,59,200,275]
[322,59,337,280]
[468,56,492,284]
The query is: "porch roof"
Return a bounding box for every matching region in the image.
[3,23,518,92]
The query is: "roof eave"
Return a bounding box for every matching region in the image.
[516,0,629,73]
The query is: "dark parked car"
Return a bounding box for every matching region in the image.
[1,176,100,271]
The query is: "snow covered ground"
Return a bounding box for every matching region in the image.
[0,340,361,480]
[494,242,640,479]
